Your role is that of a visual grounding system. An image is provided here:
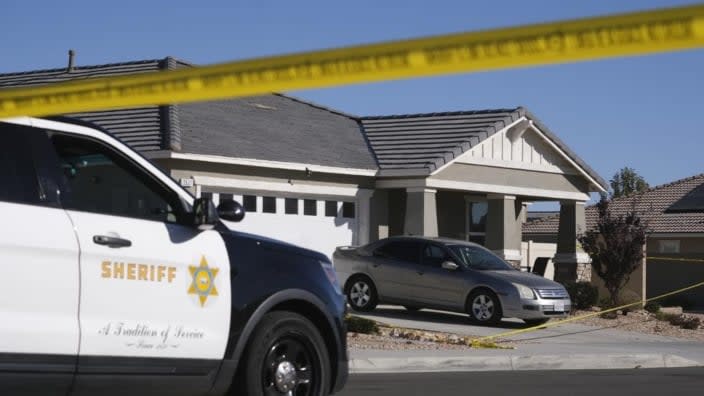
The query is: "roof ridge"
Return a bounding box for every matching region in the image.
[272,93,359,120]
[0,58,169,77]
[524,173,704,229]
[609,172,704,203]
[361,107,520,120]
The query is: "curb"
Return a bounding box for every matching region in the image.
[349,354,703,373]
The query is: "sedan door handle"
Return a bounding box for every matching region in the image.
[93,235,132,248]
[416,270,424,275]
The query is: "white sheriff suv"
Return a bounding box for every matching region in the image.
[0,117,348,396]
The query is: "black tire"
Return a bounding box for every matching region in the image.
[236,311,331,396]
[524,318,550,327]
[404,306,420,312]
[467,289,503,326]
[345,276,378,312]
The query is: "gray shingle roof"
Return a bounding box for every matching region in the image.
[0,59,177,151]
[176,94,377,169]
[360,108,608,190]
[523,173,704,234]
[0,58,377,169]
[0,57,605,183]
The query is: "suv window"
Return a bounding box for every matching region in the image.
[49,133,187,223]
[0,123,59,205]
[422,244,451,267]
[374,240,421,264]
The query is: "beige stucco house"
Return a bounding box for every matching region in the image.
[524,173,704,308]
[0,57,608,284]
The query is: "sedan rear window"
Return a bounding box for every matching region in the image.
[450,245,514,271]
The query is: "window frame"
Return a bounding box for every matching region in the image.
[262,196,277,214]
[303,199,317,216]
[47,131,191,225]
[421,243,452,268]
[373,240,422,265]
[0,122,62,207]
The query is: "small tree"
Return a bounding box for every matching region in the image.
[610,167,649,198]
[577,198,648,306]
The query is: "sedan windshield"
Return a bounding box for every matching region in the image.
[450,245,515,271]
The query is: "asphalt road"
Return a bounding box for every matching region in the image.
[338,368,704,396]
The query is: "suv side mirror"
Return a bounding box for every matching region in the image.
[218,200,245,222]
[441,261,459,271]
[193,197,219,230]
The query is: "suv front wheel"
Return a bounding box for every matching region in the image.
[237,311,331,396]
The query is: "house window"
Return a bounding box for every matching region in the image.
[466,200,488,245]
[304,199,317,216]
[325,201,338,217]
[285,198,298,214]
[243,195,257,212]
[342,202,355,219]
[658,240,680,254]
[219,193,233,203]
[262,196,276,213]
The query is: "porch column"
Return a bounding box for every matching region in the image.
[404,188,438,237]
[369,189,389,241]
[485,194,522,265]
[356,189,375,246]
[553,200,590,283]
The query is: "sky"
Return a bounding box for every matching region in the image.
[2,0,703,209]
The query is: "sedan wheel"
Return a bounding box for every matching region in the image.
[345,277,378,312]
[468,290,502,325]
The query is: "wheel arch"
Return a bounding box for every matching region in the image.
[343,272,375,293]
[464,285,503,313]
[214,289,343,396]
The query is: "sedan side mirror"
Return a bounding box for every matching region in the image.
[441,261,459,271]
[218,200,245,222]
[193,197,219,230]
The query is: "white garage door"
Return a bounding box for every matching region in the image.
[202,191,357,259]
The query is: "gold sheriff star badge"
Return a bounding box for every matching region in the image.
[188,256,219,307]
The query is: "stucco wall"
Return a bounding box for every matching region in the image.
[433,163,591,198]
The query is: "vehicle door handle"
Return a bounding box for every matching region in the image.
[417,270,424,275]
[93,235,132,248]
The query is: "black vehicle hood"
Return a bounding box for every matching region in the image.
[224,227,329,263]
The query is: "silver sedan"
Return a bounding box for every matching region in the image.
[333,236,571,326]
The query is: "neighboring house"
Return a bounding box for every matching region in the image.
[0,57,608,278]
[523,174,704,308]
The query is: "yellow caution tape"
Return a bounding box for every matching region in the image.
[1,4,704,118]
[648,256,704,263]
[472,278,704,343]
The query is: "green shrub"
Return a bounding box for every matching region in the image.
[679,316,701,330]
[644,301,661,314]
[564,282,599,310]
[655,311,679,322]
[345,315,379,334]
[661,295,696,310]
[668,315,686,327]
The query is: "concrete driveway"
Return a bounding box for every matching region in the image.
[351,305,704,370]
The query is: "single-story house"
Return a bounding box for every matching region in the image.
[523,173,704,307]
[0,57,608,283]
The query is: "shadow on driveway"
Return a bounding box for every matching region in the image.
[359,306,528,330]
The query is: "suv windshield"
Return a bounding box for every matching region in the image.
[449,245,515,271]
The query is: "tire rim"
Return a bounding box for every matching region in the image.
[472,294,495,321]
[262,336,317,396]
[349,281,371,308]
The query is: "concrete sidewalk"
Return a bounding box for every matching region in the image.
[349,306,704,373]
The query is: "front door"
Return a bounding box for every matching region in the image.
[44,130,231,396]
[0,122,79,395]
